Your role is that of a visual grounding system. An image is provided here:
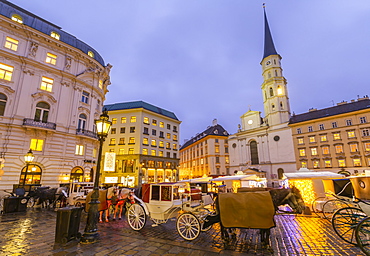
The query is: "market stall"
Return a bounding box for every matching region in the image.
[210,174,267,193]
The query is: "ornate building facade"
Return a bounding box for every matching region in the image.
[228,8,296,184]
[0,0,111,190]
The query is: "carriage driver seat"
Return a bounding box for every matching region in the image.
[14,187,26,197]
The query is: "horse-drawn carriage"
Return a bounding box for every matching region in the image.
[65,182,94,207]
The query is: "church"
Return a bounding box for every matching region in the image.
[228,7,296,185]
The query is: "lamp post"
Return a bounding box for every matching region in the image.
[22,149,35,187]
[81,111,111,243]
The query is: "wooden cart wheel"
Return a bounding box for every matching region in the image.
[311,197,327,218]
[196,208,212,231]
[27,197,35,208]
[176,212,200,240]
[356,216,370,256]
[127,203,146,231]
[322,199,350,220]
[332,207,366,245]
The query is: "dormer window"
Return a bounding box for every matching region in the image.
[11,14,23,24]
[50,31,60,40]
[88,51,94,58]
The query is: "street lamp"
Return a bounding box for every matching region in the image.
[22,149,35,187]
[81,110,111,243]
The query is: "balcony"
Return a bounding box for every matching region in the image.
[76,128,97,139]
[23,118,56,130]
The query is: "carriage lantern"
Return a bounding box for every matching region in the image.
[81,110,111,243]
[22,149,35,186]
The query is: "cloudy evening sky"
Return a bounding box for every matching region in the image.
[8,0,370,144]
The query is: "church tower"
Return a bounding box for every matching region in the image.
[261,7,291,127]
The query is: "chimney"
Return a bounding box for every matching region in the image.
[212,119,217,126]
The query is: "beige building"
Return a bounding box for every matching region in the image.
[102,101,181,187]
[0,1,111,190]
[289,97,370,175]
[179,120,230,179]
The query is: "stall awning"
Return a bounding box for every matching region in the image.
[211,174,262,182]
[284,171,344,179]
[179,177,212,183]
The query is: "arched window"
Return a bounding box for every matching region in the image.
[70,167,84,182]
[280,102,283,109]
[0,93,7,116]
[78,113,87,130]
[277,168,284,179]
[277,85,283,95]
[20,164,42,185]
[11,14,23,24]
[250,141,259,165]
[269,87,274,97]
[34,102,50,123]
[272,104,275,110]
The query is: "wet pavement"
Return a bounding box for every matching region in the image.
[0,207,365,256]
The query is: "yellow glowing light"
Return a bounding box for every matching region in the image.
[288,179,316,206]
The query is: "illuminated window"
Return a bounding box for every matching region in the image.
[309,136,316,143]
[74,145,84,155]
[81,91,89,104]
[142,148,148,155]
[277,86,283,95]
[159,122,164,128]
[322,146,330,155]
[88,51,94,58]
[333,133,341,140]
[362,129,370,137]
[350,143,358,152]
[167,133,171,139]
[215,145,220,153]
[111,128,116,134]
[324,160,332,168]
[320,135,327,142]
[128,148,134,154]
[151,139,156,146]
[299,149,306,157]
[152,119,157,126]
[130,116,136,123]
[50,31,60,40]
[360,117,367,124]
[143,138,149,145]
[151,150,156,156]
[313,160,319,169]
[335,145,343,153]
[121,117,126,123]
[40,77,53,92]
[347,131,356,138]
[173,134,178,141]
[225,156,229,164]
[143,117,149,124]
[159,141,164,148]
[4,37,18,51]
[298,138,304,144]
[353,159,361,167]
[0,63,14,81]
[338,159,346,167]
[119,138,125,145]
[301,161,307,168]
[112,118,117,124]
[129,137,135,144]
[0,93,7,116]
[99,80,103,89]
[45,53,57,65]
[11,14,23,24]
[173,144,177,150]
[365,142,370,152]
[310,148,318,156]
[30,139,44,151]
[166,142,171,149]
[109,138,116,145]
[119,148,124,155]
[346,119,352,126]
[159,151,164,157]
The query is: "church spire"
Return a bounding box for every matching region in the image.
[262,5,278,60]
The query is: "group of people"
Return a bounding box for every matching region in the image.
[99,187,135,223]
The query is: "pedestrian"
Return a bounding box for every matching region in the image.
[113,188,130,220]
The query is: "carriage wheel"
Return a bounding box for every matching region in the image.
[356,216,370,256]
[322,199,350,220]
[332,207,366,245]
[127,204,146,231]
[311,197,327,218]
[196,208,212,231]
[177,213,201,241]
[27,197,35,208]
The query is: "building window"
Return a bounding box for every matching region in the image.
[159,141,164,148]
[88,51,94,58]
[119,138,125,145]
[4,37,18,51]
[159,131,164,138]
[269,87,274,97]
[144,117,149,124]
[353,159,362,167]
[81,91,89,104]
[277,86,283,95]
[313,160,319,169]
[173,134,178,141]
[364,142,370,152]
[109,138,116,145]
[142,148,148,155]
[152,129,156,136]
[167,124,171,130]
[34,102,50,123]
[166,133,171,139]
[299,149,306,157]
[320,135,328,142]
[159,151,164,157]
[0,93,7,116]
[360,117,367,124]
[335,145,343,154]
[362,129,370,137]
[338,159,346,168]
[143,127,148,134]
[322,146,330,155]
[173,126,178,132]
[11,14,23,24]
[99,80,103,89]
[215,145,220,153]
[333,133,341,140]
[129,137,135,144]
[130,127,135,133]
[347,131,356,138]
[173,144,177,150]
[250,141,259,164]
[311,148,318,156]
[319,124,325,130]
[298,138,304,144]
[130,116,136,123]
[111,128,116,134]
[216,156,220,164]
[151,150,156,156]
[166,142,171,149]
[346,119,352,126]
[40,77,53,92]
[159,122,164,128]
[0,63,14,81]
[121,117,126,123]
[225,156,229,164]
[308,126,313,132]
[332,122,338,128]
[78,114,86,130]
[110,118,117,124]
[297,128,302,134]
[151,139,156,146]
[45,53,57,65]
[30,139,44,151]
[350,143,358,152]
[324,160,332,168]
[50,31,60,40]
[301,161,307,168]
[119,148,124,155]
[152,119,157,126]
[309,136,316,143]
[120,127,126,133]
[143,138,149,145]
[128,148,134,154]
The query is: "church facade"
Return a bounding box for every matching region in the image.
[228,8,296,185]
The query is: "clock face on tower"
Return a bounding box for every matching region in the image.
[248,120,253,125]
